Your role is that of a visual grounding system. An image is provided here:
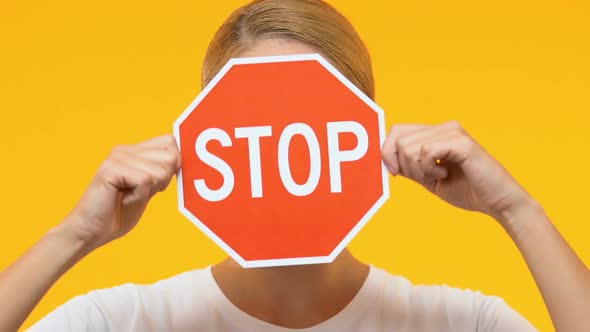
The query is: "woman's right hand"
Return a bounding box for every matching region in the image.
[0,135,181,332]
[64,135,181,250]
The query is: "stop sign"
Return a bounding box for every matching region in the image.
[174,54,389,268]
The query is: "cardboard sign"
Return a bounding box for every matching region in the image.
[173,54,389,268]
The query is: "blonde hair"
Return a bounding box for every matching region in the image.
[202,0,375,100]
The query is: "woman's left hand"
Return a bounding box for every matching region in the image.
[381,121,533,224]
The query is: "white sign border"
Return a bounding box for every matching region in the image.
[173,53,390,268]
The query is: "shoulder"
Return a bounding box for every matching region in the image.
[370,266,537,331]
[88,267,209,308]
[28,267,214,332]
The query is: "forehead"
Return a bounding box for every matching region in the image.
[239,37,317,58]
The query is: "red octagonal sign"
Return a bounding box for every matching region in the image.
[174,54,389,268]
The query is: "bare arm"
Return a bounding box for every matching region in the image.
[500,199,590,331]
[0,221,91,332]
[0,135,181,332]
[381,121,590,332]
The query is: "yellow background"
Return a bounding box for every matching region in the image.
[1,0,588,330]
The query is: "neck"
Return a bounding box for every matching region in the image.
[212,249,369,329]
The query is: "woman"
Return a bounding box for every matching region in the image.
[1,0,589,331]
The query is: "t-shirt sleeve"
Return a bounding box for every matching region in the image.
[431,285,538,332]
[26,294,109,332]
[26,283,145,331]
[477,295,538,332]
[25,271,201,332]
[382,272,539,332]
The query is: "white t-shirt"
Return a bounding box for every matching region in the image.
[28,265,537,332]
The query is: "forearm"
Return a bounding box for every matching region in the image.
[501,199,590,332]
[0,220,92,332]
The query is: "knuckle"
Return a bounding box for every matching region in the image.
[389,124,406,136]
[162,157,177,173]
[396,136,409,150]
[150,164,168,183]
[166,134,177,144]
[446,120,461,129]
[395,141,405,156]
[164,152,178,169]
[97,160,117,180]
[157,165,171,179]
[397,139,414,157]
[137,172,152,186]
[420,144,433,156]
[97,162,111,178]
[459,135,474,150]
[162,135,178,149]
[449,121,467,134]
[407,144,421,158]
[109,145,129,159]
[153,159,172,177]
[112,144,128,154]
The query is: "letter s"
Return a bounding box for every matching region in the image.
[194,128,234,202]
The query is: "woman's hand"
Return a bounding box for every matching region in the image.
[0,134,181,332]
[64,135,181,249]
[382,121,590,332]
[381,121,532,224]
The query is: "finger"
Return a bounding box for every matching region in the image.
[420,133,475,167]
[109,146,177,195]
[135,148,182,174]
[113,138,181,180]
[399,136,447,182]
[420,159,448,179]
[395,123,452,180]
[97,159,152,208]
[397,122,467,179]
[111,152,175,196]
[381,124,426,175]
[383,122,466,177]
[137,134,179,151]
[416,132,463,180]
[399,124,465,183]
[394,120,463,151]
[136,136,182,171]
[396,138,422,180]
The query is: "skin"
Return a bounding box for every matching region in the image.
[0,38,589,332]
